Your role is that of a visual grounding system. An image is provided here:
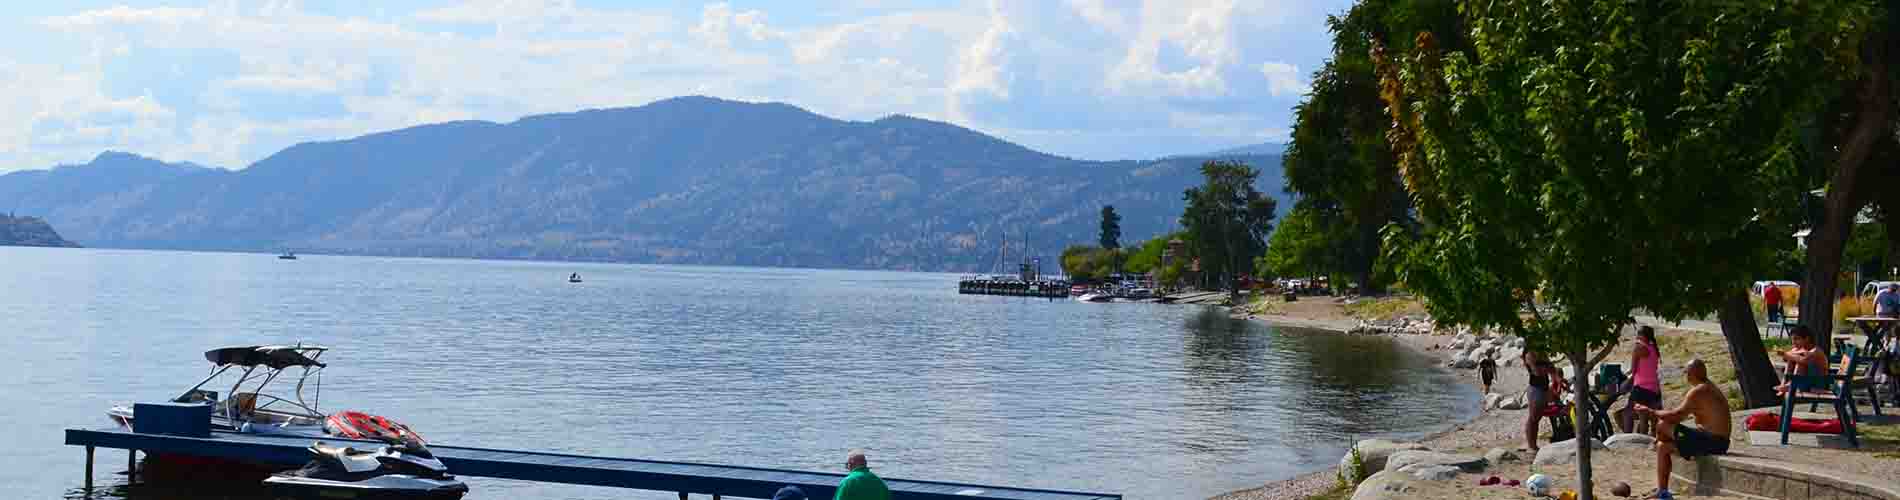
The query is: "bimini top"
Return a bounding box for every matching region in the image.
[203,345,328,369]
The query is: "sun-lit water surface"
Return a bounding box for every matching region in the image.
[0,247,1477,500]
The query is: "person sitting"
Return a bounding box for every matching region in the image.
[1773,325,1829,395]
[1634,359,1731,500]
[834,449,890,500]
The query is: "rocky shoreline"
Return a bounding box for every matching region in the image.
[1213,308,1530,500]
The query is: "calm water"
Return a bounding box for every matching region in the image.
[0,247,1477,500]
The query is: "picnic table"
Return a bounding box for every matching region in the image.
[1843,316,1895,353]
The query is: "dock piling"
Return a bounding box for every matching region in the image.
[126,449,136,483]
[678,492,688,500]
[83,445,93,491]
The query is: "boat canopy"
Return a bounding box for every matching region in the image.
[204,345,328,369]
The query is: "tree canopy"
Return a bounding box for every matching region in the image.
[1381,1,1876,497]
[1099,205,1122,250]
[1181,160,1277,292]
[1279,0,1461,293]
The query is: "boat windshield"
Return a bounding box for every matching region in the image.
[175,345,331,424]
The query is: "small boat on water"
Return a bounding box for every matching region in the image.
[107,345,428,478]
[568,273,583,283]
[1069,285,1088,296]
[278,251,298,260]
[1076,292,1113,303]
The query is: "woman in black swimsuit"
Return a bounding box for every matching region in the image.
[1523,350,1557,452]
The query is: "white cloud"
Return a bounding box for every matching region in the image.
[1259,61,1306,97]
[3,0,1343,172]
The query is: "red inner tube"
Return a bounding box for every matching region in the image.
[325,410,424,442]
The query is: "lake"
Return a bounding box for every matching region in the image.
[0,247,1477,500]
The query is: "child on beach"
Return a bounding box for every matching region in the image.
[1478,355,1497,395]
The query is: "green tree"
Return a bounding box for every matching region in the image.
[1060,245,1104,281]
[1100,205,1123,277]
[1380,1,1872,497]
[1281,0,1460,294]
[1259,202,1339,281]
[1181,160,1277,296]
[1123,232,1182,275]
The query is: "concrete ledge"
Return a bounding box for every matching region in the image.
[1670,453,1900,500]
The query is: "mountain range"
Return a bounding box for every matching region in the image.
[0,96,1283,271]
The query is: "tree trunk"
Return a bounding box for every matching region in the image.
[1716,288,1782,408]
[1568,348,1596,500]
[1800,48,1892,352]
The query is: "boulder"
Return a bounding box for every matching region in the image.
[1605,433,1657,450]
[1496,393,1528,410]
[1398,464,1461,481]
[1451,352,1479,369]
[1533,438,1607,466]
[1484,448,1519,464]
[1384,450,1488,473]
[1339,439,1429,482]
[1350,471,1417,500]
[1483,393,1504,409]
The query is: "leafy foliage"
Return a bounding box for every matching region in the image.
[1099,205,1122,250]
[1380,0,1875,496]
[1123,231,1184,274]
[1279,0,1459,292]
[1181,161,1278,291]
[1259,202,1339,279]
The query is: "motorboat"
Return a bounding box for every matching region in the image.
[1076,292,1113,303]
[568,272,583,283]
[264,432,468,500]
[108,345,423,442]
[279,251,298,260]
[1069,285,1088,296]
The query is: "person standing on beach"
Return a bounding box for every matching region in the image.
[1478,355,1497,395]
[1616,326,1664,434]
[834,449,890,500]
[1522,350,1559,453]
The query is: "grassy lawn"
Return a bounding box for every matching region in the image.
[1649,330,1751,411]
[1341,296,1426,321]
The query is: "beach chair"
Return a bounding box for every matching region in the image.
[1781,347,1861,447]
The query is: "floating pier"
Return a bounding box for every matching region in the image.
[67,427,1120,500]
[957,278,1070,298]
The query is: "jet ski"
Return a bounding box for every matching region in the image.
[264,433,468,500]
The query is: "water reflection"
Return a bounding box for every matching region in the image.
[3,248,1476,500]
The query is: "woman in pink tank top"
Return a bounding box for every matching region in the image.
[1618,326,1664,433]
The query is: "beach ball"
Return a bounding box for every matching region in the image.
[1525,474,1553,496]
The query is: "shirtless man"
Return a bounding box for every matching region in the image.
[1633,359,1731,500]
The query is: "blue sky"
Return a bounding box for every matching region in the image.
[0,1,1351,172]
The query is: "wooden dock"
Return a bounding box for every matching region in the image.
[67,427,1120,500]
[1159,291,1227,305]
